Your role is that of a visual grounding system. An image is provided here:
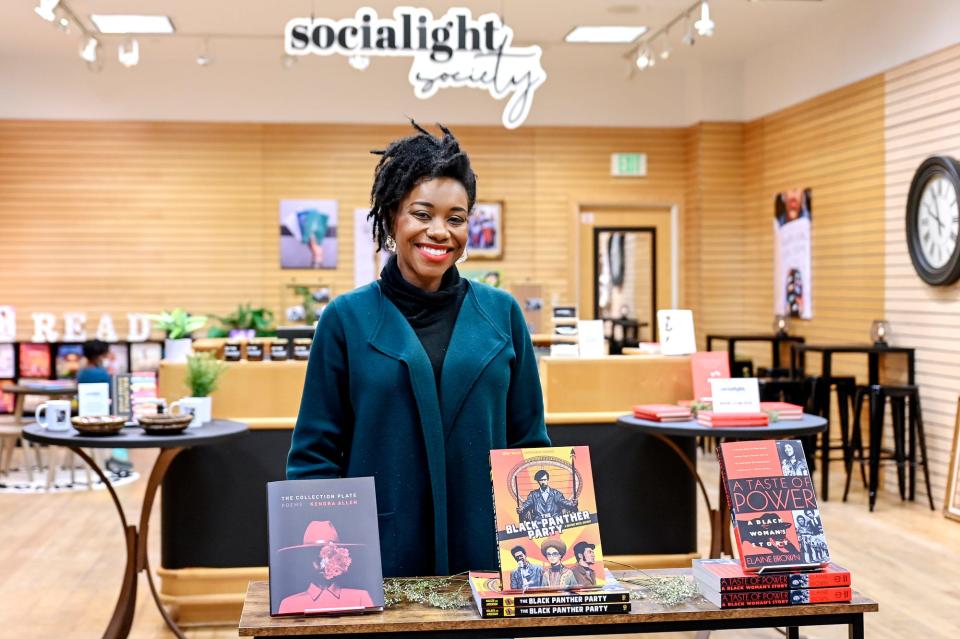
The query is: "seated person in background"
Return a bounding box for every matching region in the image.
[78,340,131,474]
[77,340,111,384]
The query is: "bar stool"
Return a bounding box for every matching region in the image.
[845,384,935,512]
[806,375,856,501]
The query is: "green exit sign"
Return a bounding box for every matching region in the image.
[611,153,647,177]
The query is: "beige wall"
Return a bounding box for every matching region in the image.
[0,122,690,339]
[884,43,960,503]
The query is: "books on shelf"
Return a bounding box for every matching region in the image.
[490,446,605,593]
[18,343,51,378]
[697,411,769,428]
[267,477,384,616]
[468,569,630,617]
[760,401,803,420]
[718,440,830,573]
[632,404,692,422]
[693,559,850,592]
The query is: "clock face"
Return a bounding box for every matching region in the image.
[906,156,960,286]
[917,174,959,269]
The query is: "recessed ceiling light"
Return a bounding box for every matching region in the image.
[90,15,174,34]
[565,26,647,44]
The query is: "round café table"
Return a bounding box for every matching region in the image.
[23,419,248,639]
[616,413,827,559]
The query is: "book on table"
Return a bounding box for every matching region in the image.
[266,477,384,616]
[698,584,852,609]
[697,411,769,427]
[468,569,630,617]
[690,351,730,402]
[693,558,850,592]
[632,404,692,422]
[718,440,830,573]
[490,446,606,592]
[760,401,803,420]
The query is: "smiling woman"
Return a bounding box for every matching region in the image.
[286,121,550,578]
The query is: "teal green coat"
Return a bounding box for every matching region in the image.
[287,280,550,577]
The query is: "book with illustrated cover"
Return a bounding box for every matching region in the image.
[719,440,830,573]
[18,343,51,378]
[0,343,14,379]
[130,342,162,373]
[490,446,605,593]
[690,351,730,402]
[106,343,129,376]
[267,477,384,617]
[55,344,84,379]
[469,569,629,610]
[0,381,14,414]
[693,559,850,592]
[699,584,852,609]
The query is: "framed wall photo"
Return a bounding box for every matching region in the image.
[467,202,503,259]
[946,397,960,522]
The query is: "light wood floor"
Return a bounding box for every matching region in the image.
[1,448,957,638]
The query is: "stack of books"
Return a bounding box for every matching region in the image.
[696,411,768,427]
[704,439,852,609]
[693,559,852,609]
[760,401,804,420]
[468,569,631,618]
[632,404,692,422]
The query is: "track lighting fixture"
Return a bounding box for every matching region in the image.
[118,39,139,68]
[625,0,717,73]
[196,39,214,66]
[79,36,98,63]
[695,1,715,38]
[34,0,59,22]
[348,54,370,71]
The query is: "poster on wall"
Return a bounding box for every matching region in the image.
[467,202,503,259]
[279,200,339,269]
[774,188,813,319]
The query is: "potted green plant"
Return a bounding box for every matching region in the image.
[148,308,208,362]
[172,352,227,427]
[207,303,276,339]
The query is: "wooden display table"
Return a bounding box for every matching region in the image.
[238,569,878,638]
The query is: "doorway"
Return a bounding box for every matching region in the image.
[593,227,657,349]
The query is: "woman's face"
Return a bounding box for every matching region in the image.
[391,177,469,291]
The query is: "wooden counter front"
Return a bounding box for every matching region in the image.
[540,355,692,413]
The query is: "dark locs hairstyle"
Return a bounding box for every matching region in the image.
[367,120,477,251]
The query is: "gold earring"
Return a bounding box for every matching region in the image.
[384,235,396,252]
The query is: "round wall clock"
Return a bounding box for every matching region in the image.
[906,155,960,286]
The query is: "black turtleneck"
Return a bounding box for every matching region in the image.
[378,254,468,389]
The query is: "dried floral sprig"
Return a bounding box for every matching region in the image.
[383,573,471,610]
[604,561,700,607]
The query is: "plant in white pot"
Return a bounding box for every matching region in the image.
[149,308,208,362]
[175,352,227,427]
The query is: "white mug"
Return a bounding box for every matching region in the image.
[170,397,211,428]
[37,400,72,432]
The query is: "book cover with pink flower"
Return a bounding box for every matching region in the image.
[267,477,384,616]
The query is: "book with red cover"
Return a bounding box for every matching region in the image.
[693,559,850,592]
[267,477,384,616]
[632,404,692,422]
[490,446,605,593]
[699,585,852,609]
[690,351,730,402]
[697,411,769,427]
[0,381,14,414]
[18,343,51,378]
[718,440,829,573]
[760,402,803,420]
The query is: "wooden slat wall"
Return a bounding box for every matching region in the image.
[0,122,691,339]
[884,42,960,502]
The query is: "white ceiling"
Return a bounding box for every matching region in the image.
[2,0,960,126]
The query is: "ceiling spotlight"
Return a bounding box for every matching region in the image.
[282,54,298,69]
[348,54,370,71]
[682,12,696,46]
[119,39,139,68]
[196,39,214,66]
[34,0,59,22]
[695,1,715,37]
[79,36,99,63]
[636,47,653,70]
[57,17,70,33]
[659,35,672,60]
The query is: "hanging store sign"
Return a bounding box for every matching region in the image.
[284,7,546,129]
